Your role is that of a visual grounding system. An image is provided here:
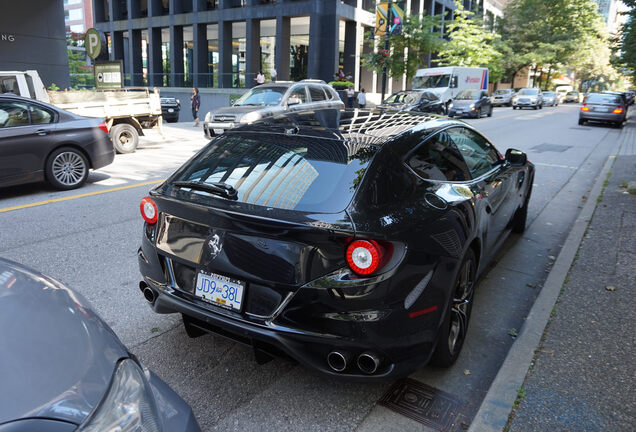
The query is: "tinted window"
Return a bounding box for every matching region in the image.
[29,104,53,124]
[406,131,470,181]
[0,101,30,128]
[234,87,286,106]
[288,86,307,103]
[385,91,420,104]
[447,127,500,178]
[308,86,326,101]
[585,94,621,104]
[169,134,376,212]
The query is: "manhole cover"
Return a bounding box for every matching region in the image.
[531,143,573,153]
[379,378,468,431]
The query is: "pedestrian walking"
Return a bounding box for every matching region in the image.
[357,88,366,108]
[269,67,277,82]
[191,87,200,127]
[255,71,265,85]
[346,87,355,108]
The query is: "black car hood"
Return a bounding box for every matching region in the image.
[0,259,127,426]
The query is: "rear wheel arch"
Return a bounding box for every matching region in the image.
[44,143,93,169]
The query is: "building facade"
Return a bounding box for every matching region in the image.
[65,0,94,33]
[92,0,471,94]
[0,1,70,89]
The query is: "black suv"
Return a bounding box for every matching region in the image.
[160,97,181,123]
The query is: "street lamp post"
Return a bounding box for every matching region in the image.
[380,0,392,102]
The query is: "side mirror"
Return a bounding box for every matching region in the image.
[505,148,527,166]
[287,97,301,106]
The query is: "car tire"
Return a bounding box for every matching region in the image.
[430,248,476,368]
[487,107,493,117]
[166,118,178,123]
[45,146,89,190]
[110,123,139,154]
[533,105,538,110]
[578,119,585,125]
[615,121,624,129]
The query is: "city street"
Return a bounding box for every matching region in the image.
[0,104,630,431]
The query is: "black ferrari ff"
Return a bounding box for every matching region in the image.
[137,109,534,380]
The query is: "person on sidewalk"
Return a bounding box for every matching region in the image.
[191,87,200,127]
[254,71,265,86]
[269,67,277,82]
[346,87,355,108]
[357,88,366,108]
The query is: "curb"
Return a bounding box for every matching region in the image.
[467,130,625,431]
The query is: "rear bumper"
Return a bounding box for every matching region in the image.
[137,236,447,380]
[579,111,625,122]
[89,135,115,169]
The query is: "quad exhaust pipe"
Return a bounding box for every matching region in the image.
[139,281,156,304]
[327,350,382,374]
[357,352,381,375]
[326,351,351,372]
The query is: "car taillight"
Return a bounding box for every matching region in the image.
[613,107,623,114]
[98,122,109,134]
[140,196,158,224]
[580,105,589,111]
[346,240,391,276]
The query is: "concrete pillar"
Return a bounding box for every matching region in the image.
[193,23,208,87]
[275,16,290,81]
[110,0,122,20]
[111,31,125,62]
[308,1,339,82]
[148,27,163,87]
[343,20,356,82]
[170,26,184,87]
[129,29,143,86]
[246,18,261,85]
[148,0,162,16]
[128,0,140,19]
[218,20,233,88]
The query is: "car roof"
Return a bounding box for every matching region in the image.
[231,108,459,147]
[254,81,330,90]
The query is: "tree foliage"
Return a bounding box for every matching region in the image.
[612,0,636,85]
[437,1,503,82]
[362,13,444,80]
[498,0,610,88]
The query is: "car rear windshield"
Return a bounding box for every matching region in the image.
[585,94,622,104]
[167,133,376,213]
[494,89,511,95]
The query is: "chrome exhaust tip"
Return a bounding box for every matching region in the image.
[327,351,350,372]
[142,286,156,304]
[357,352,381,374]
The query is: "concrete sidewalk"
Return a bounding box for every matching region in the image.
[469,118,635,432]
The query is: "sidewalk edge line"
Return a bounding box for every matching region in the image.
[467,140,621,431]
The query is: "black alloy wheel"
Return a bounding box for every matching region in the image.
[430,249,476,367]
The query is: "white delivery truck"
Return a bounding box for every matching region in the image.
[412,66,489,110]
[0,70,162,153]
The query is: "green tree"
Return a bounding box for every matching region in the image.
[498,0,607,89]
[436,1,502,83]
[362,13,444,80]
[612,0,636,85]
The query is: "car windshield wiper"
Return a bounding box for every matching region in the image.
[171,181,238,200]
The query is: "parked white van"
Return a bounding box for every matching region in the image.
[412,66,489,109]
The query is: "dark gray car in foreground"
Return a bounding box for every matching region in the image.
[0,258,200,432]
[0,95,114,190]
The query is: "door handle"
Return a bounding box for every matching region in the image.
[36,129,49,136]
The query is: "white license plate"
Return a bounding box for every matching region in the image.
[168,108,174,113]
[213,128,225,134]
[596,107,609,112]
[195,272,245,311]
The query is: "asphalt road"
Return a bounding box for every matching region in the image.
[0,104,627,431]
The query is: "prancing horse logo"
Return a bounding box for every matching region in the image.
[208,234,222,259]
